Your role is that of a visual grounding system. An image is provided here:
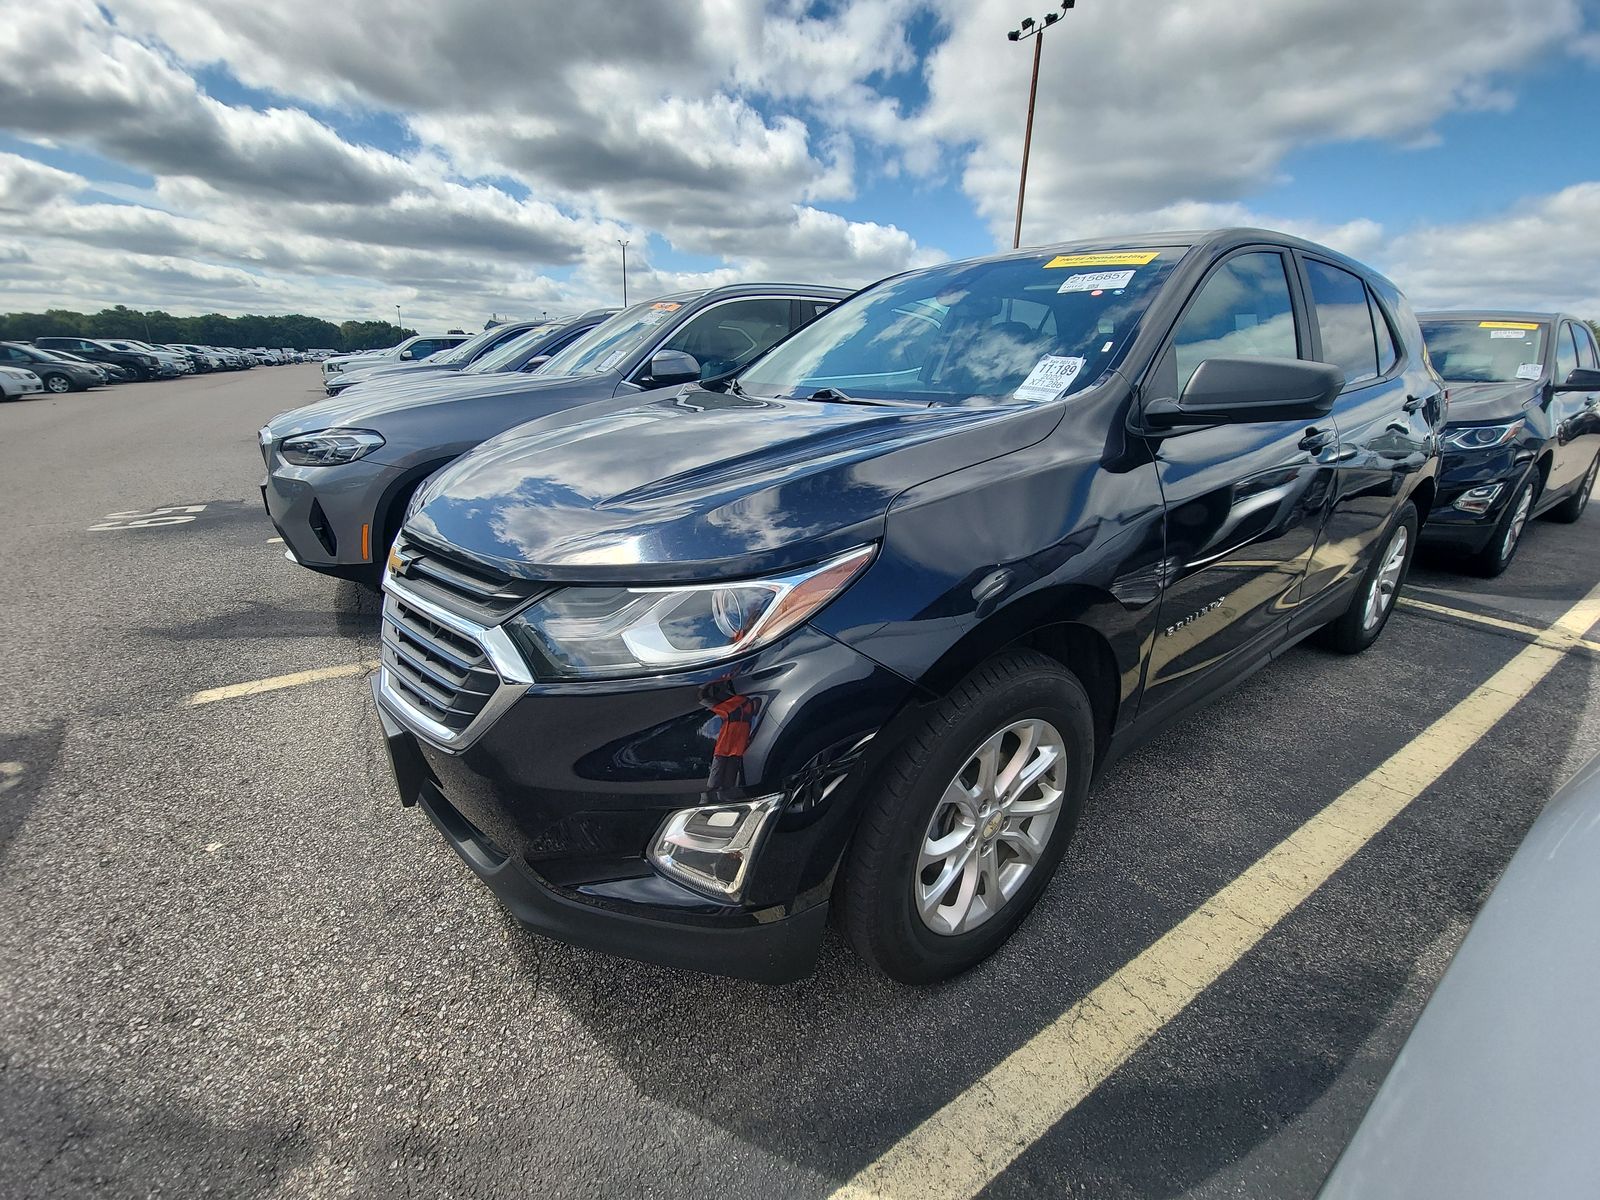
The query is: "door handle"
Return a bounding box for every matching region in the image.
[1298,427,1334,453]
[1402,395,1426,414]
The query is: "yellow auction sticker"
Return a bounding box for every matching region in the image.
[1045,251,1161,268]
[1478,320,1540,330]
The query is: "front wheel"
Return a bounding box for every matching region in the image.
[836,649,1094,984]
[40,372,73,393]
[1318,501,1418,654]
[1468,476,1535,577]
[1546,454,1598,524]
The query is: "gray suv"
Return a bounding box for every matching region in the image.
[261,286,845,585]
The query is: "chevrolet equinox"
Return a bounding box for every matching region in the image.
[372,229,1444,984]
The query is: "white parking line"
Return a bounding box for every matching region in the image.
[184,661,379,706]
[831,580,1600,1200]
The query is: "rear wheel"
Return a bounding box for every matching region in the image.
[1319,501,1418,653]
[1546,454,1598,524]
[837,649,1094,983]
[1468,476,1535,577]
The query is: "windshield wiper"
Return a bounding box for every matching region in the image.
[798,387,927,408]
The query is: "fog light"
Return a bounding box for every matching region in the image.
[649,796,782,901]
[1455,483,1504,515]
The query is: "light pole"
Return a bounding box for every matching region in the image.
[617,239,630,307]
[394,303,403,333]
[1007,0,1075,250]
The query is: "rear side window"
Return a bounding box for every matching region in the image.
[1306,259,1378,384]
[799,300,835,325]
[1171,251,1299,390]
[1557,324,1581,384]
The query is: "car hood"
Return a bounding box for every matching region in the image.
[1445,380,1541,425]
[267,370,617,439]
[341,360,456,387]
[406,388,1065,584]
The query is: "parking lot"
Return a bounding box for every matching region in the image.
[3,366,1598,1199]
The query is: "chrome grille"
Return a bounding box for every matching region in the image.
[381,594,502,734]
[390,536,542,623]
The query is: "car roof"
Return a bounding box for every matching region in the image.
[917,226,1393,287]
[1418,309,1568,325]
[692,283,852,302]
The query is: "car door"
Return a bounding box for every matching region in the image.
[1569,323,1600,455]
[1140,248,1335,719]
[1296,258,1425,598]
[1547,322,1594,496]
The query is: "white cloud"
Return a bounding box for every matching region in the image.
[913,0,1587,245]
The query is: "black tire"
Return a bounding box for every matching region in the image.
[130,363,152,382]
[1546,454,1598,524]
[836,649,1094,984]
[40,371,73,394]
[1467,475,1535,577]
[1318,501,1419,653]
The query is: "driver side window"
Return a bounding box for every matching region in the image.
[1557,325,1581,385]
[1172,252,1300,391]
[658,298,794,380]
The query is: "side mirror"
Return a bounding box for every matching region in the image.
[641,349,701,388]
[1144,356,1343,430]
[1551,367,1600,392]
[520,354,552,373]
[399,350,413,360]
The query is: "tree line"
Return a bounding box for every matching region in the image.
[0,305,416,351]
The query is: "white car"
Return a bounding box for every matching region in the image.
[0,365,45,399]
[320,332,470,380]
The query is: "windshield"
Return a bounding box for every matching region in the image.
[424,330,498,365]
[739,249,1180,404]
[539,295,700,377]
[1421,319,1548,383]
[464,322,563,374]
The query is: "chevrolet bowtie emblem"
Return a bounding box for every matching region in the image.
[387,545,414,575]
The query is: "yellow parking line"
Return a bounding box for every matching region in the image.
[1398,595,1600,654]
[184,661,379,706]
[831,581,1600,1200]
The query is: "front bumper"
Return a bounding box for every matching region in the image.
[259,450,401,574]
[370,604,921,982]
[1420,447,1527,552]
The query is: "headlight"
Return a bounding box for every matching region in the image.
[510,545,876,679]
[1442,421,1523,451]
[279,428,385,466]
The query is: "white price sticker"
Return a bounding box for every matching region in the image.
[1058,269,1136,294]
[1489,329,1526,339]
[1014,355,1086,402]
[1516,363,1542,381]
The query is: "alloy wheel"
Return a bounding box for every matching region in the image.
[1502,485,1533,560]
[1362,524,1409,632]
[915,718,1067,936]
[45,374,70,393]
[1580,460,1598,517]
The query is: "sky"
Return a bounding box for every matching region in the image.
[1,0,1598,330]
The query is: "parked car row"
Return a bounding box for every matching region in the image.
[257,227,1599,986]
[0,336,364,397]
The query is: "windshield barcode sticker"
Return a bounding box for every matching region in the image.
[1516,363,1542,380]
[1014,355,1086,402]
[1489,329,1526,339]
[1058,269,1136,294]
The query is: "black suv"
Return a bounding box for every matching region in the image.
[34,336,161,381]
[1418,311,1600,574]
[373,229,1443,984]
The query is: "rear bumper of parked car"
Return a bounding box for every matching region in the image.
[369,601,921,982]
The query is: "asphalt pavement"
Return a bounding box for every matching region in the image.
[3,366,1598,1199]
